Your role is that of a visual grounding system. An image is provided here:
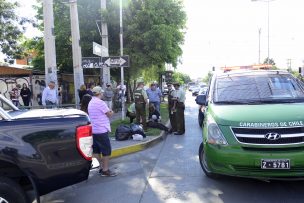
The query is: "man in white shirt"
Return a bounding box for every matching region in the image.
[42,81,58,108]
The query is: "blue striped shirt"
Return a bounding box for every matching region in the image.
[146,88,162,102]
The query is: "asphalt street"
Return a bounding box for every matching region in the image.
[40,92,304,203]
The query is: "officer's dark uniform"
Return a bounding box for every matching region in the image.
[173,82,185,135]
[167,83,177,132]
[134,84,148,131]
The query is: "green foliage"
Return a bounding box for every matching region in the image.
[28,0,186,77]
[172,72,191,85]
[202,71,213,83]
[22,37,44,70]
[123,0,186,77]
[0,0,29,59]
[141,64,165,84]
[263,57,276,65]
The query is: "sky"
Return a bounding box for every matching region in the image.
[178,0,304,79]
[3,0,304,79]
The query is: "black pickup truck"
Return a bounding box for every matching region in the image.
[0,94,93,203]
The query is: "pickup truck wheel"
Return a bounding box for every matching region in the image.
[0,177,28,203]
[198,143,219,179]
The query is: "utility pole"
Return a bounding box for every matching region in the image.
[101,0,110,88]
[287,59,292,72]
[120,0,125,120]
[258,28,261,64]
[267,0,270,65]
[69,0,84,107]
[43,0,58,86]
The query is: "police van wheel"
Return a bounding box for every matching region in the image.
[199,143,218,179]
[198,113,203,128]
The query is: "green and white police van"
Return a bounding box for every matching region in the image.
[196,70,304,179]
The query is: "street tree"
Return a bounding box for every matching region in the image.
[172,72,191,85]
[122,0,186,78]
[26,0,186,78]
[263,57,276,65]
[202,71,213,83]
[0,0,30,59]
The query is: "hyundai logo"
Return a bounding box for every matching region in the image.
[265,132,281,140]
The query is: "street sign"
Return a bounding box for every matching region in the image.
[93,42,108,57]
[82,57,102,68]
[102,56,129,67]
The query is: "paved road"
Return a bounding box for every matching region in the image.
[40,92,304,203]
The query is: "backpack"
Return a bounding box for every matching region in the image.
[115,125,132,141]
[130,123,146,138]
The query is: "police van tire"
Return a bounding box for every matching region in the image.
[198,112,203,128]
[199,143,218,179]
[0,177,28,203]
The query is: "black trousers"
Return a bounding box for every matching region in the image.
[176,102,185,134]
[147,121,169,132]
[168,107,177,132]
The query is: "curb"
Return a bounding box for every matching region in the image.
[110,121,170,158]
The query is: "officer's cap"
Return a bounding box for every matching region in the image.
[137,78,144,84]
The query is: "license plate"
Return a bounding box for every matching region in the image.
[261,159,290,169]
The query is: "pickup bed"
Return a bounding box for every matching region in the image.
[0,94,93,203]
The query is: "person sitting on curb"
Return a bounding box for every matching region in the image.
[126,102,136,123]
[147,103,170,133]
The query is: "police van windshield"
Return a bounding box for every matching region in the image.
[214,73,304,104]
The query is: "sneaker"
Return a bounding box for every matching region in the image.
[100,170,117,177]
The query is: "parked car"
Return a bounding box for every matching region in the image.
[0,94,93,203]
[188,82,196,91]
[192,86,201,96]
[162,85,169,95]
[198,87,208,95]
[196,70,304,180]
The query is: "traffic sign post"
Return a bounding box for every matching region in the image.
[101,56,129,68]
[93,42,108,57]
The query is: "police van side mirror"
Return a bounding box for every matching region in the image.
[195,95,206,105]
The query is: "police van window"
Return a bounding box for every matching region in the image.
[214,74,304,103]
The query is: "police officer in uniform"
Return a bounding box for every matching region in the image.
[134,80,148,131]
[172,82,186,135]
[167,82,176,133]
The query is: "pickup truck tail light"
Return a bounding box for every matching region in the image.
[76,125,93,161]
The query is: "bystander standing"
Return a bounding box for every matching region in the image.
[103,83,114,109]
[78,84,87,103]
[9,84,21,107]
[42,81,58,108]
[88,86,117,177]
[80,94,92,114]
[20,83,31,106]
[146,83,162,112]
